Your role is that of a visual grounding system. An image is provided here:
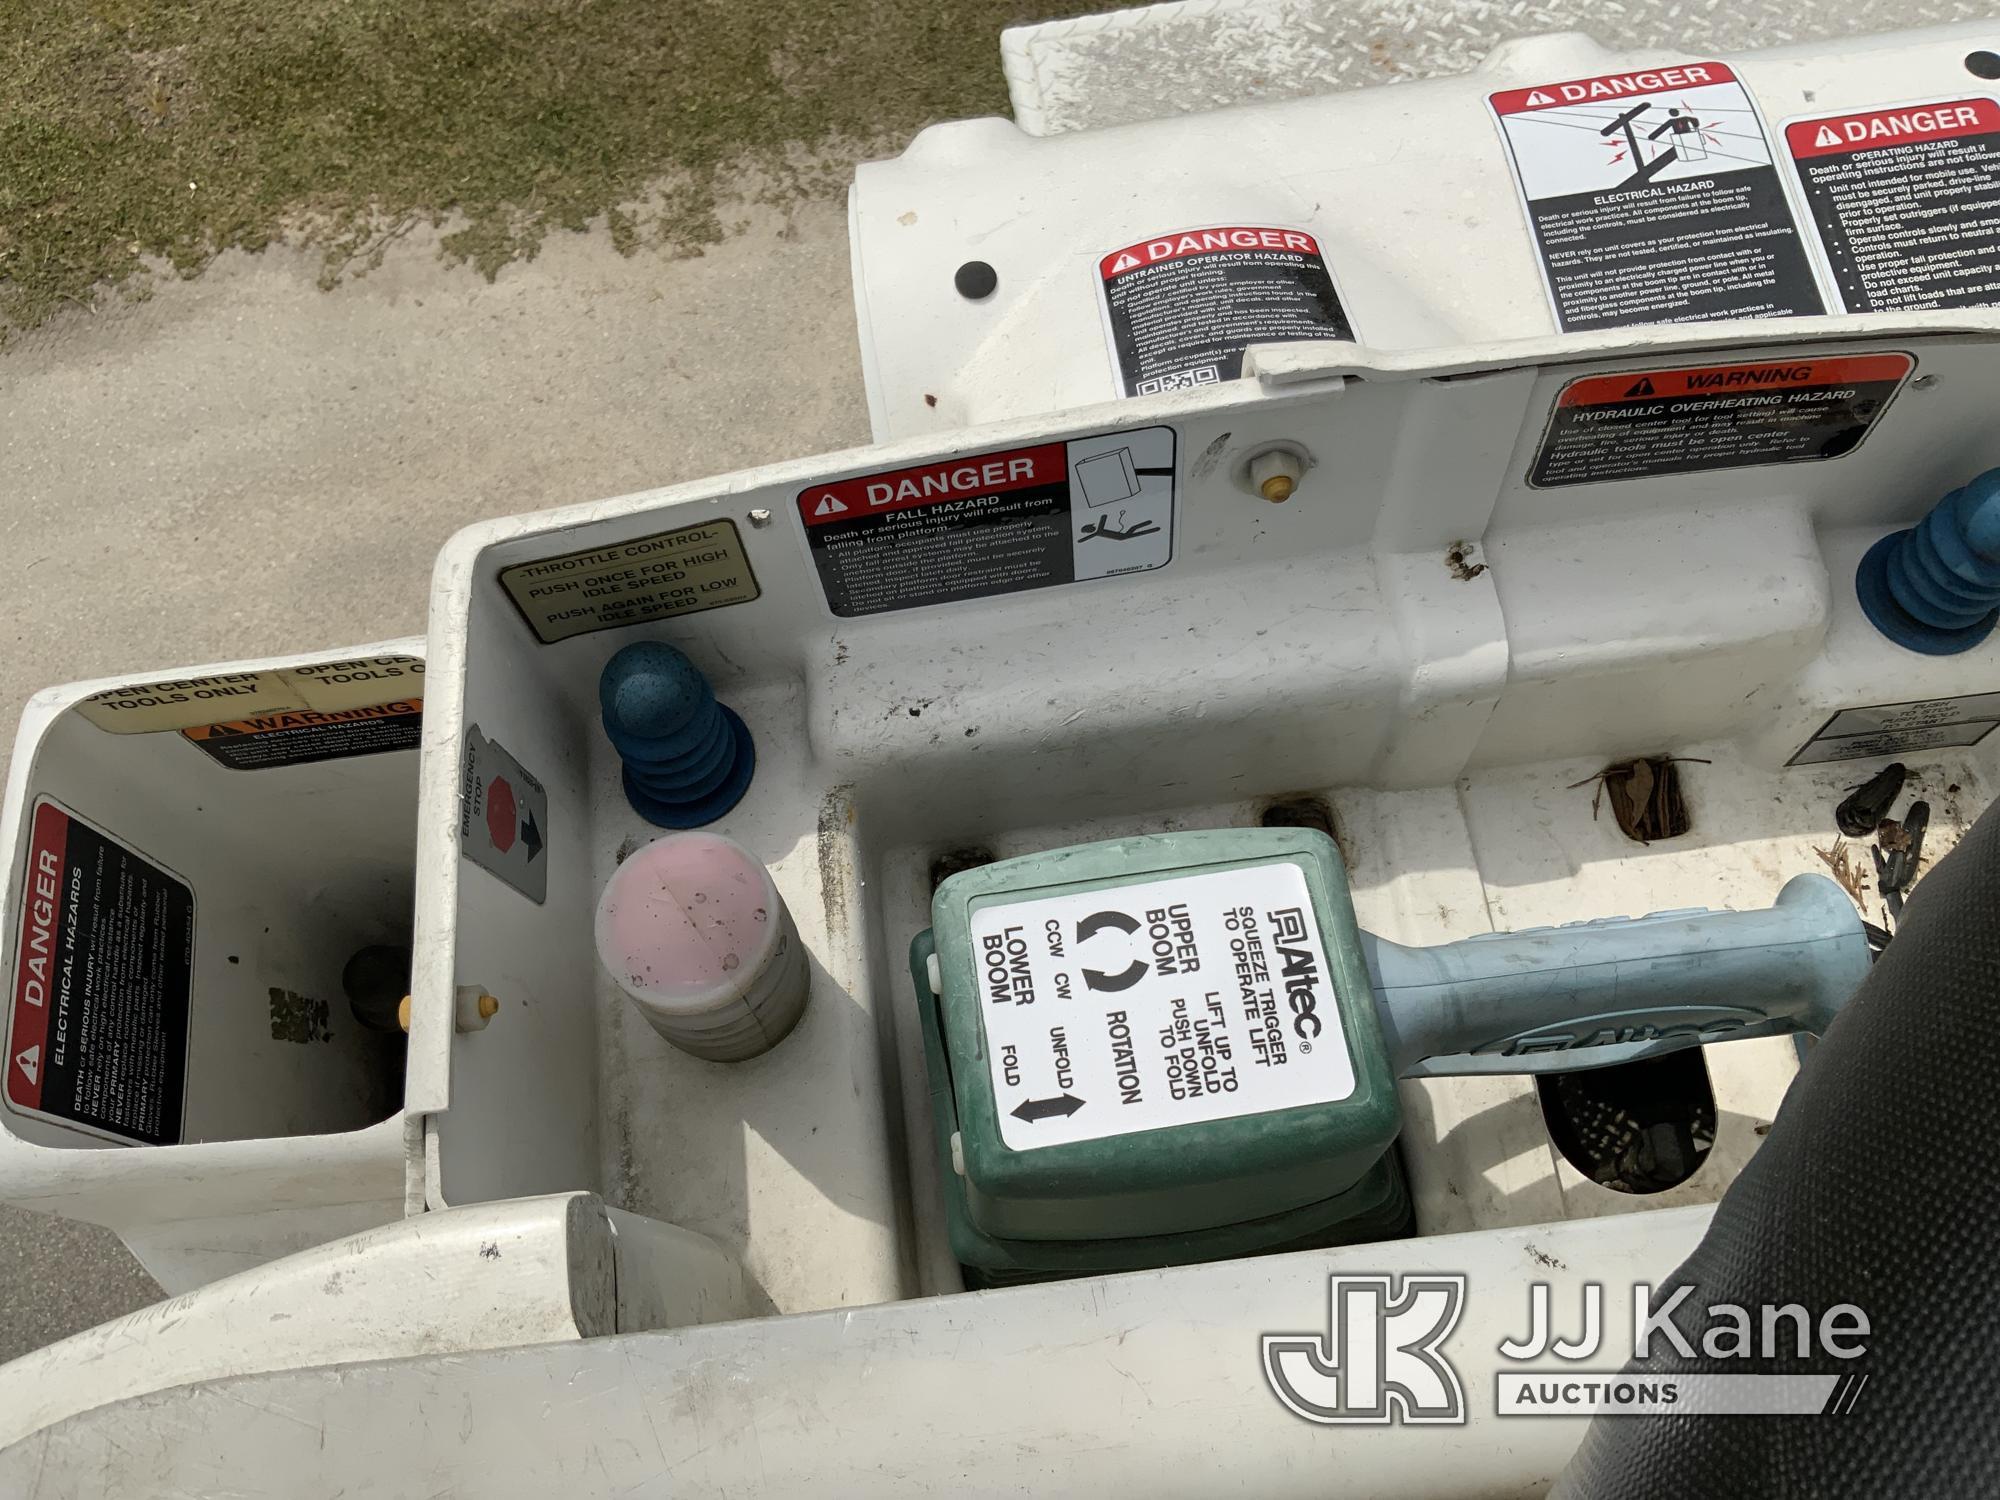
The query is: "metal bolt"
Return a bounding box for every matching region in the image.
[747,508,773,528]
[1248,448,1305,503]
[1911,374,1940,392]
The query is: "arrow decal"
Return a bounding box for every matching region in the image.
[1011,1093,1086,1123]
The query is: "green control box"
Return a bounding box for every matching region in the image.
[913,828,1406,1282]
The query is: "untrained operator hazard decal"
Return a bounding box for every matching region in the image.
[7,800,194,1145]
[796,427,1176,617]
[1528,353,1912,488]
[969,863,1355,1153]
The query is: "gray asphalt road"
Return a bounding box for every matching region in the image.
[0,194,866,1362]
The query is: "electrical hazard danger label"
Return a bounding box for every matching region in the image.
[1783,98,2000,313]
[1788,691,2000,766]
[969,863,1355,1153]
[1095,225,1353,397]
[181,700,423,770]
[1529,353,1913,488]
[1491,63,1824,331]
[7,800,193,1145]
[797,426,1175,617]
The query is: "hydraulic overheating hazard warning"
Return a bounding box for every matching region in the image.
[969,863,1356,1153]
[6,800,193,1146]
[1783,98,2000,313]
[181,700,422,770]
[1490,63,1825,332]
[1529,353,1913,488]
[796,426,1175,617]
[1095,225,1354,397]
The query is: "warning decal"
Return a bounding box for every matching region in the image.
[7,800,193,1145]
[1783,98,2000,313]
[1095,225,1353,397]
[181,700,423,771]
[76,655,425,735]
[969,863,1355,1154]
[1529,353,1913,488]
[497,519,759,644]
[797,426,1175,617]
[1491,63,1825,331]
[1788,691,2000,766]
[459,726,548,904]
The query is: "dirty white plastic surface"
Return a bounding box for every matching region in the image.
[596,833,811,1060]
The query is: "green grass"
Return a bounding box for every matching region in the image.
[0,0,1123,334]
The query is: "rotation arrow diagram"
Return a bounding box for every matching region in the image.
[520,809,543,862]
[1011,1093,1086,1123]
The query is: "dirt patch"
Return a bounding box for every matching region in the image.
[1,0,1141,338]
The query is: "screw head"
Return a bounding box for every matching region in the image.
[747,508,773,528]
[954,260,998,300]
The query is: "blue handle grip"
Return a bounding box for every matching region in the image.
[1364,874,1870,1078]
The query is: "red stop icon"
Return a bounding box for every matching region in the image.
[486,776,518,853]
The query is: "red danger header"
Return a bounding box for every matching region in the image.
[1490,62,1736,116]
[8,802,69,1111]
[799,443,1066,526]
[1558,353,1915,407]
[1099,226,1321,280]
[1786,99,2000,159]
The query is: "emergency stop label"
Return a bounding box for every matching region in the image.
[1095,226,1353,397]
[1491,63,1824,331]
[797,427,1175,617]
[1788,691,2000,766]
[497,520,758,644]
[1784,98,2000,313]
[968,863,1355,1153]
[1529,353,1912,488]
[7,800,193,1146]
[181,700,423,770]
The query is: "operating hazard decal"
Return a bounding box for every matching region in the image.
[1491,63,1824,331]
[797,426,1175,617]
[181,700,423,771]
[7,800,194,1146]
[969,863,1355,1153]
[1788,691,2000,766]
[459,727,548,904]
[1095,225,1353,397]
[497,519,759,644]
[1783,98,2000,313]
[1529,353,1913,488]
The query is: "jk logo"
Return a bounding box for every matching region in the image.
[1262,1274,1468,1425]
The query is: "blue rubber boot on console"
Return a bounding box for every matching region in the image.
[599,641,756,827]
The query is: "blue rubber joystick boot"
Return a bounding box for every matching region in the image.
[600,641,755,828]
[1857,467,2000,654]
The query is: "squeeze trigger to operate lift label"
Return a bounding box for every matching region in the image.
[968,863,1356,1153]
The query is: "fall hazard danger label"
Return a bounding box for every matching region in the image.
[1529,353,1913,488]
[181,700,422,770]
[797,427,1175,616]
[1095,225,1352,397]
[1490,63,1824,331]
[1784,98,2000,313]
[7,800,193,1145]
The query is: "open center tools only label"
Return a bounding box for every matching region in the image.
[6,800,194,1146]
[1529,353,1913,488]
[1490,63,1825,331]
[1783,97,2000,313]
[968,864,1356,1153]
[796,426,1176,617]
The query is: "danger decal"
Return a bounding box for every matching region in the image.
[1096,225,1351,397]
[1530,353,1913,487]
[7,800,194,1145]
[796,427,1176,617]
[1490,63,1824,331]
[1784,98,2000,313]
